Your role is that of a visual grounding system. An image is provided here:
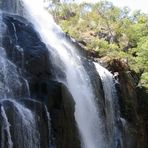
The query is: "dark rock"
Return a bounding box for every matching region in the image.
[0,0,23,14]
[1,13,81,148]
[33,80,81,148]
[19,99,51,148]
[0,55,30,99]
[0,99,50,148]
[107,59,147,148]
[2,14,52,80]
[82,58,106,115]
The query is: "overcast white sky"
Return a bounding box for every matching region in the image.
[75,0,148,13]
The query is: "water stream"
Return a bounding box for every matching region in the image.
[94,62,123,148]
[20,0,106,147]
[0,0,125,147]
[0,8,50,148]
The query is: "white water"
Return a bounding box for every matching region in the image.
[0,11,30,99]
[0,99,40,148]
[0,10,39,147]
[0,53,28,99]
[12,100,40,148]
[0,105,13,148]
[94,62,122,148]
[1,99,40,148]
[45,105,52,147]
[20,0,105,148]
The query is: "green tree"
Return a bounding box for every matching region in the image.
[49,1,148,89]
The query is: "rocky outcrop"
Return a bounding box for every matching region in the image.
[2,13,52,78]
[68,34,148,147]
[0,99,50,148]
[33,79,80,148]
[1,8,147,148]
[1,13,80,148]
[102,58,148,148]
[0,0,23,14]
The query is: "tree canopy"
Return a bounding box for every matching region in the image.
[49,1,148,89]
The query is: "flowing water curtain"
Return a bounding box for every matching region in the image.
[0,52,30,99]
[0,105,13,148]
[0,2,52,148]
[0,100,40,148]
[0,13,12,99]
[0,0,125,147]
[19,0,106,147]
[94,62,123,148]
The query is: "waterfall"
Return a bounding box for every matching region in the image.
[7,100,40,148]
[94,62,123,148]
[0,105,13,148]
[20,0,106,148]
[0,11,29,99]
[0,10,37,147]
[0,7,51,148]
[0,99,41,148]
[0,0,127,147]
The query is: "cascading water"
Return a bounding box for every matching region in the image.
[94,62,123,148]
[0,0,127,147]
[0,105,13,148]
[20,0,106,148]
[1,99,40,148]
[0,12,35,148]
[0,11,29,99]
[0,6,51,148]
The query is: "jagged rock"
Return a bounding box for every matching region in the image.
[0,99,50,148]
[2,14,52,79]
[82,58,106,116]
[2,13,81,148]
[33,80,80,148]
[106,59,147,148]
[0,0,23,14]
[1,9,147,148]
[0,55,29,99]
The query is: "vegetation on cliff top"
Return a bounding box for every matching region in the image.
[48,1,148,90]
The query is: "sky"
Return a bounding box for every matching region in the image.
[76,0,148,13]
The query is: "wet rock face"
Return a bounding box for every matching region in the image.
[0,99,50,148]
[32,79,81,148]
[0,0,23,14]
[48,82,80,148]
[1,11,147,148]
[2,14,52,79]
[0,56,29,99]
[107,59,147,148]
[1,13,81,148]
[83,59,106,116]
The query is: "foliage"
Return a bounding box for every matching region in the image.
[49,1,148,89]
